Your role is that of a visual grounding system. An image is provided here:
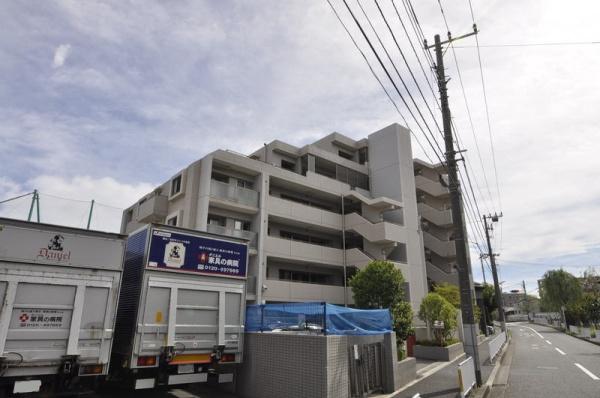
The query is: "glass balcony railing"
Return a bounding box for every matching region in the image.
[210,179,259,208]
[207,223,257,248]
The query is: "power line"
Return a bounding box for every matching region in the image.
[465,0,503,212]
[336,0,447,166]
[0,192,33,205]
[352,0,445,157]
[325,0,433,162]
[454,41,600,48]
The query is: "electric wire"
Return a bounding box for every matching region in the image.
[336,0,447,166]
[325,0,433,162]
[465,0,502,212]
[0,192,33,205]
[352,0,445,158]
[371,0,443,139]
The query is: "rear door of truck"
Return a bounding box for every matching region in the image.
[137,274,245,365]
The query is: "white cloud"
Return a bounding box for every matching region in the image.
[52,44,71,68]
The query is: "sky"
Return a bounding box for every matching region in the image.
[1,0,599,295]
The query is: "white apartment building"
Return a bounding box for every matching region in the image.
[413,159,459,288]
[121,124,429,311]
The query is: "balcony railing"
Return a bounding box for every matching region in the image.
[210,179,259,208]
[207,223,257,248]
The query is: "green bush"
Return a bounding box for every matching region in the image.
[416,338,460,347]
[418,293,458,346]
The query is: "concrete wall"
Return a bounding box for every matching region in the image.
[238,332,403,398]
[237,333,350,398]
[368,124,428,312]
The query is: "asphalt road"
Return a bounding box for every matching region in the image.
[493,322,600,398]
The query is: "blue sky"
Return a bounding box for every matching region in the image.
[1,0,599,294]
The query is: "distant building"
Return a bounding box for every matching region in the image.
[120,124,429,311]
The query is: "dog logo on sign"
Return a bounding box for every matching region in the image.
[48,235,64,251]
[164,241,185,268]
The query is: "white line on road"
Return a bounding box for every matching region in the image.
[546,340,552,345]
[555,347,566,355]
[574,363,600,380]
[519,324,545,339]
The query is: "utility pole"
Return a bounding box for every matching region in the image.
[480,254,489,336]
[522,280,531,322]
[483,213,506,332]
[27,189,40,223]
[429,29,481,385]
[86,199,95,230]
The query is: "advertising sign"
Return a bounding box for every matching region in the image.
[12,309,70,329]
[147,228,247,278]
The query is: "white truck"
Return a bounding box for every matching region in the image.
[109,224,247,390]
[0,218,126,396]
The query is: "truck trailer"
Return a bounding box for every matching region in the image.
[0,218,126,396]
[109,224,247,390]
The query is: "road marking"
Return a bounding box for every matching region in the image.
[520,325,544,339]
[546,340,552,345]
[574,363,600,380]
[537,366,558,370]
[555,347,566,355]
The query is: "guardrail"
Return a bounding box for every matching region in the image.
[488,331,507,362]
[457,356,476,397]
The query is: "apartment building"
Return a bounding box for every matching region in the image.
[413,159,459,288]
[121,123,429,311]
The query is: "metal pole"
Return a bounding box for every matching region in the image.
[86,199,95,230]
[522,280,531,322]
[35,191,40,222]
[483,215,506,331]
[480,255,489,336]
[433,33,481,386]
[341,194,348,307]
[27,189,37,222]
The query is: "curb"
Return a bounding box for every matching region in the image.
[474,333,511,398]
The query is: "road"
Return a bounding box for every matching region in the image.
[491,322,600,398]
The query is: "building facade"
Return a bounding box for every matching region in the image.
[121,124,429,311]
[413,159,459,288]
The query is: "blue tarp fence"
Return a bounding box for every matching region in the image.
[245,302,392,336]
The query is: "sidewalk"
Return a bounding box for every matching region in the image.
[388,340,500,398]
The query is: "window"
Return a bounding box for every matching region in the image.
[212,172,229,183]
[358,147,368,164]
[208,214,226,226]
[167,215,178,226]
[234,219,251,231]
[278,269,333,285]
[170,175,182,196]
[237,179,254,189]
[338,150,353,161]
[281,159,295,171]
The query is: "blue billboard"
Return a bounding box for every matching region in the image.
[147,228,247,278]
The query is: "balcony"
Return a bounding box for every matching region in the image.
[206,224,257,249]
[137,194,168,223]
[264,236,371,268]
[415,175,449,197]
[418,202,453,226]
[344,212,408,244]
[426,262,459,285]
[209,179,259,213]
[422,231,456,258]
[263,279,353,305]
[268,196,342,230]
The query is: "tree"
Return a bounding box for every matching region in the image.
[418,293,458,346]
[482,283,497,324]
[433,283,460,308]
[540,269,582,326]
[349,260,413,341]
